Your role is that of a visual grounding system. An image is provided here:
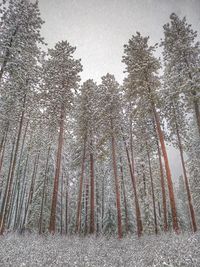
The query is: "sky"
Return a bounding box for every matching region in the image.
[38,0,200,84]
[38,0,200,180]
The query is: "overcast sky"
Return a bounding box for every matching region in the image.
[38,0,200,180]
[38,0,200,84]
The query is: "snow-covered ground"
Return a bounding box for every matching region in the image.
[0,233,199,266]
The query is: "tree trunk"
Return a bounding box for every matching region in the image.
[153,119,168,231]
[60,173,63,234]
[75,136,87,233]
[120,156,129,234]
[9,120,29,230]
[0,96,26,234]
[173,103,197,232]
[49,106,65,234]
[65,176,68,235]
[152,103,179,233]
[146,145,158,235]
[89,136,95,234]
[84,176,89,235]
[39,146,51,234]
[193,98,200,136]
[14,152,29,230]
[141,164,147,196]
[0,125,9,189]
[122,132,143,237]
[21,152,39,232]
[101,170,105,232]
[111,120,122,239]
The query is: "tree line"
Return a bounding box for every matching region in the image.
[0,0,199,238]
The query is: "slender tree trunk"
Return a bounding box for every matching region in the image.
[0,125,9,189]
[7,179,18,229]
[111,120,122,239]
[0,98,26,234]
[130,118,135,170]
[14,153,29,230]
[146,145,158,235]
[120,156,129,234]
[75,136,87,233]
[152,102,179,233]
[158,201,162,218]
[193,98,200,136]
[49,106,65,234]
[9,120,29,230]
[89,136,95,234]
[95,179,100,236]
[173,103,197,232]
[39,146,51,234]
[122,132,143,237]
[141,164,146,196]
[101,170,105,231]
[84,175,89,235]
[0,139,15,229]
[153,119,168,231]
[60,173,63,234]
[21,152,39,231]
[65,176,68,235]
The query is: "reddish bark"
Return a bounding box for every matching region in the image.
[84,175,89,235]
[89,137,95,234]
[153,119,168,231]
[173,104,197,232]
[152,103,179,233]
[122,133,143,237]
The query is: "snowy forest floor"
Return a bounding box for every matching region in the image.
[0,232,199,267]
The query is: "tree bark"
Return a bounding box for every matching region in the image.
[65,175,68,235]
[111,120,122,239]
[39,146,51,234]
[153,119,168,231]
[75,136,87,233]
[173,103,197,232]
[49,106,65,234]
[120,156,129,234]
[84,175,89,235]
[89,136,95,234]
[60,173,63,234]
[122,132,143,237]
[0,95,26,234]
[152,103,179,233]
[146,145,158,235]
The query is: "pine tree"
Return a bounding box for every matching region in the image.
[98,74,123,238]
[43,41,82,234]
[162,13,200,136]
[122,32,179,233]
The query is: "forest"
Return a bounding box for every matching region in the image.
[0,0,200,261]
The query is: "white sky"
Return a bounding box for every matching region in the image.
[38,0,200,180]
[38,0,200,84]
